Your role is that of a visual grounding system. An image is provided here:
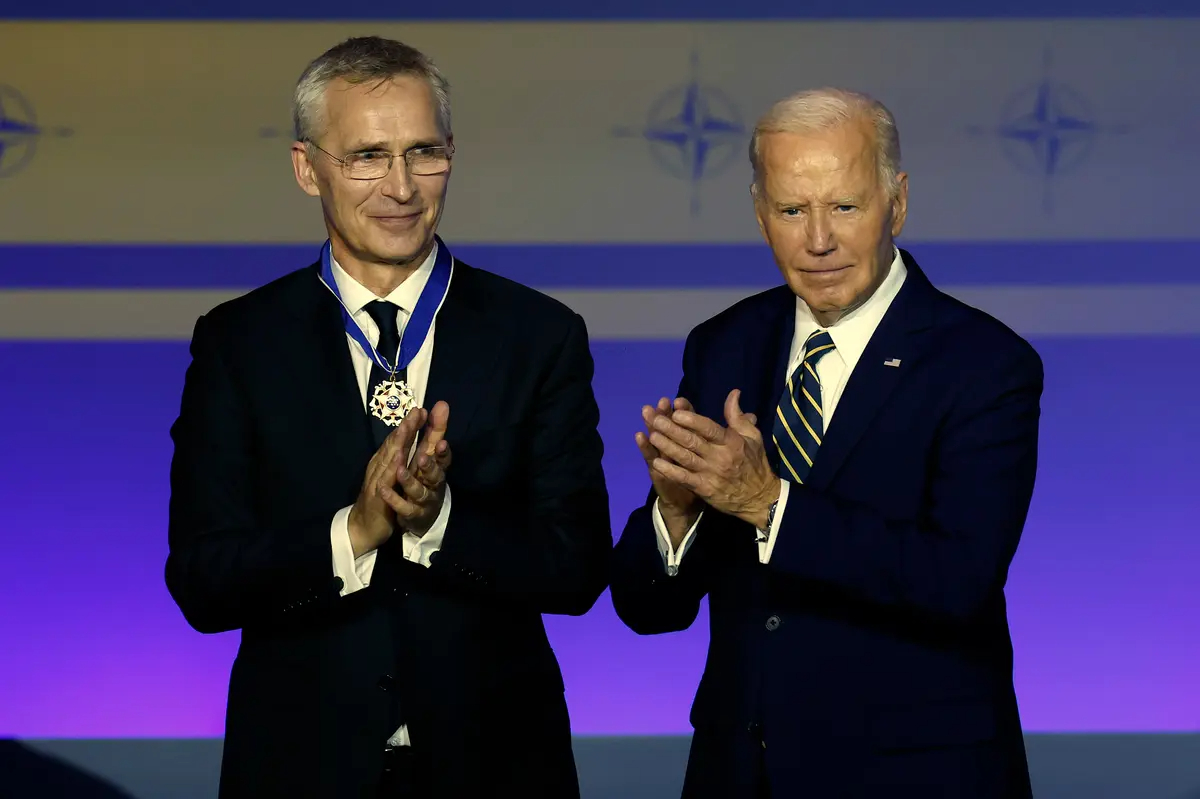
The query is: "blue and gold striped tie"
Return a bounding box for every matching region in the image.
[772,329,836,484]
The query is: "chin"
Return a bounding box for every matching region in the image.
[373,232,433,263]
[796,286,849,311]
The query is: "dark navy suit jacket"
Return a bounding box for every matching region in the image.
[166,259,611,798]
[611,251,1042,798]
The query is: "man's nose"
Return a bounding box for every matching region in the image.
[805,212,836,255]
[379,157,416,201]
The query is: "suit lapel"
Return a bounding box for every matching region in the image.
[738,288,796,467]
[422,263,502,443]
[287,264,376,479]
[285,259,501,475]
[803,253,940,490]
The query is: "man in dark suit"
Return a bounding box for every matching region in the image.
[165,36,611,798]
[610,88,1043,798]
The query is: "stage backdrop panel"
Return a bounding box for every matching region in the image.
[1,20,1199,243]
[0,11,1197,740]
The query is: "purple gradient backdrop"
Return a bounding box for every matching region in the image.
[1,337,1197,737]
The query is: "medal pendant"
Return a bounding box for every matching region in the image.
[370,378,416,426]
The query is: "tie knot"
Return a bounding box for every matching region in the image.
[803,329,835,365]
[363,300,401,362]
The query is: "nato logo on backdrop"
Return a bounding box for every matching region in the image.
[0,85,73,180]
[613,51,747,218]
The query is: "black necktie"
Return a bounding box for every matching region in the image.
[363,300,405,448]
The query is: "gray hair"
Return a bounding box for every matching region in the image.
[749,87,902,198]
[292,36,451,143]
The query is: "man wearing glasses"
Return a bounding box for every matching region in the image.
[165,36,611,798]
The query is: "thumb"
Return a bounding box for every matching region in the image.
[723,388,740,422]
[724,389,755,432]
[429,400,450,432]
[421,401,450,456]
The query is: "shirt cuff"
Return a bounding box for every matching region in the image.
[758,480,791,565]
[402,484,451,568]
[652,497,702,576]
[331,504,377,595]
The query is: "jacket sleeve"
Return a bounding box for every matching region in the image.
[165,312,344,634]
[427,312,613,616]
[610,326,734,634]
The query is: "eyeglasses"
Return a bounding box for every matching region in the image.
[307,141,454,180]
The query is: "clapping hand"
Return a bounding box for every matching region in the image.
[378,401,453,536]
[636,397,702,547]
[348,410,426,557]
[644,389,780,530]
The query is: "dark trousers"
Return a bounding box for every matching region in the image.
[377,746,424,797]
[756,744,771,798]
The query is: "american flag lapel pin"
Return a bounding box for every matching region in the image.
[883,358,901,367]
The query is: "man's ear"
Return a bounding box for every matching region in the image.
[890,172,909,238]
[291,141,321,198]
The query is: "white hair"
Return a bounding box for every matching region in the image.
[749,87,902,197]
[292,36,451,143]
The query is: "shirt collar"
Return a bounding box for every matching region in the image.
[330,241,439,316]
[793,245,907,370]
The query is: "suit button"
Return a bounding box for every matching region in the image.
[332,577,344,591]
[748,722,767,750]
[765,615,781,631]
[377,675,396,692]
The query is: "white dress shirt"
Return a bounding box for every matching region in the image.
[326,242,453,747]
[653,247,907,573]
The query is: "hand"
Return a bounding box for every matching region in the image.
[648,389,780,530]
[378,401,452,536]
[636,397,701,547]
[348,408,426,557]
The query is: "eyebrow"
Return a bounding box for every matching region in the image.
[346,139,444,153]
[774,196,864,208]
[344,141,388,153]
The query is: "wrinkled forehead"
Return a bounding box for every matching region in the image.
[758,122,882,198]
[318,75,443,147]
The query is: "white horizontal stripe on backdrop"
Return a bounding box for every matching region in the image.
[2,284,1198,340]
